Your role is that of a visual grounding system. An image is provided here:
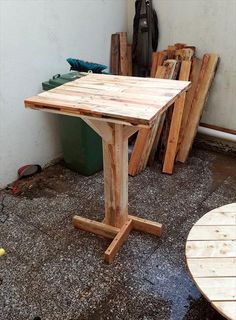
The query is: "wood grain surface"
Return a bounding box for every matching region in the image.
[186,203,236,320]
[25,73,191,127]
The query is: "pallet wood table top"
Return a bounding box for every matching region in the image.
[25,73,190,127]
[186,203,236,320]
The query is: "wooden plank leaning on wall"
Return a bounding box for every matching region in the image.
[128,56,177,176]
[110,34,220,175]
[162,60,192,173]
[176,54,219,162]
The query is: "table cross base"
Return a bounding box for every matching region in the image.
[73,215,162,263]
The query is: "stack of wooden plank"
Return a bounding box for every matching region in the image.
[110,38,219,175]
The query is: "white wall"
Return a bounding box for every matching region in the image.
[0,0,127,187]
[127,0,236,131]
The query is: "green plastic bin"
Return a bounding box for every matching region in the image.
[42,72,103,175]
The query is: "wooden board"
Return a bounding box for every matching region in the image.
[103,123,128,228]
[187,258,236,277]
[138,115,161,172]
[186,203,236,320]
[104,219,132,263]
[129,214,162,236]
[175,48,194,61]
[111,33,120,75]
[127,44,132,76]
[148,113,165,166]
[187,225,236,240]
[150,52,159,78]
[177,53,219,162]
[156,60,183,163]
[25,73,191,127]
[128,59,181,176]
[151,51,169,78]
[167,45,176,59]
[128,128,150,176]
[156,59,178,79]
[195,277,236,301]
[156,51,168,68]
[118,32,129,76]
[195,205,236,226]
[188,225,236,240]
[213,302,236,320]
[176,57,202,159]
[156,59,181,163]
[73,216,119,239]
[186,240,236,258]
[162,60,191,174]
[174,43,186,50]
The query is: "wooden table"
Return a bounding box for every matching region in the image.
[25,73,190,263]
[186,203,236,320]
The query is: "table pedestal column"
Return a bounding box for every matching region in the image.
[103,123,128,228]
[73,120,163,263]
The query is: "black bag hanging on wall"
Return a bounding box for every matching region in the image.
[132,0,159,77]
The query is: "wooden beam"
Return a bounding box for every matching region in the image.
[174,43,186,50]
[213,301,236,320]
[128,59,179,176]
[104,219,133,263]
[177,54,219,162]
[155,59,177,79]
[184,45,196,55]
[73,215,119,239]
[123,126,139,140]
[156,58,182,163]
[82,118,113,144]
[150,52,159,78]
[187,257,236,277]
[176,58,202,159]
[156,50,168,66]
[118,32,128,76]
[111,34,120,75]
[127,44,132,76]
[103,124,128,227]
[145,59,180,166]
[167,45,176,59]
[162,60,191,174]
[128,128,150,176]
[129,215,162,236]
[148,113,166,166]
[175,48,194,61]
[140,115,161,171]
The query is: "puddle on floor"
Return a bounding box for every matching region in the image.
[209,151,236,192]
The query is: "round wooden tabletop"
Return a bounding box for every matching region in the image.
[186,203,236,320]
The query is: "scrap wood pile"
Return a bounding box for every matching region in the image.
[110,33,219,175]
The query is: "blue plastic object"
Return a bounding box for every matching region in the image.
[67,58,107,73]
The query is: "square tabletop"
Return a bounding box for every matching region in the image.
[25,73,191,127]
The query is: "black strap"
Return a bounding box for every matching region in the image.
[152,9,158,51]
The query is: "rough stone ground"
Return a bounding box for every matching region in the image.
[0,147,235,320]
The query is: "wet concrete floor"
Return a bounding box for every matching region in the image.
[0,147,235,320]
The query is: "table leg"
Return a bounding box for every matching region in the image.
[103,123,128,228]
[73,120,163,263]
